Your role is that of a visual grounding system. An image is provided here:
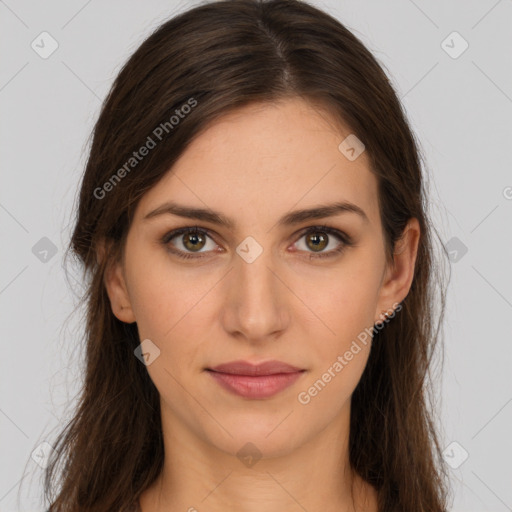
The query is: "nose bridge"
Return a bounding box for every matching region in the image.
[223,242,287,340]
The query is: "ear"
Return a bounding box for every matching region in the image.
[97,238,136,324]
[374,217,420,323]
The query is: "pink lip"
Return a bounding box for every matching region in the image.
[206,360,306,399]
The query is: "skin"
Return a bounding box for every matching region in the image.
[103,97,420,512]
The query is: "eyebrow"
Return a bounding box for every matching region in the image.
[143,200,369,228]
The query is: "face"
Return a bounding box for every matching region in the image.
[105,97,418,459]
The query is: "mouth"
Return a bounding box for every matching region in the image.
[205,360,306,399]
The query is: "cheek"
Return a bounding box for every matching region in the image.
[306,258,382,345]
[128,275,176,339]
[296,251,383,400]
[124,241,185,333]
[297,274,377,411]
[125,252,218,365]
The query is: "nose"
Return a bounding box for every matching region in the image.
[221,249,290,344]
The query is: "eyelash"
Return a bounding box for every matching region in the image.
[161,225,354,261]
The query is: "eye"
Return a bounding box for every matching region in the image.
[161,227,219,259]
[293,225,354,259]
[161,225,354,260]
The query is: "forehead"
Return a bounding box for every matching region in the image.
[136,98,380,229]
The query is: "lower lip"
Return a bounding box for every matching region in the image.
[206,370,305,399]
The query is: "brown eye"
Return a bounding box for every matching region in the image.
[162,227,218,259]
[161,225,353,261]
[294,226,353,260]
[305,231,328,252]
[182,231,207,252]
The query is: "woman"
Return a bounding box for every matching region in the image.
[43,0,450,510]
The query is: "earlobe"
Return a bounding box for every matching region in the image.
[98,240,136,324]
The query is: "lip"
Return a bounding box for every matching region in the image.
[209,360,304,376]
[206,360,306,399]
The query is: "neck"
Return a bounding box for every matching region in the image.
[139,398,377,512]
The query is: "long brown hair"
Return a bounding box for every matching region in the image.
[42,1,451,510]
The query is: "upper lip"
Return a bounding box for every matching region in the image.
[207,360,305,376]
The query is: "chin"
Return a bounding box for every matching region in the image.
[202,416,307,462]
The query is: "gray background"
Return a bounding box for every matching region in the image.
[1,0,511,510]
